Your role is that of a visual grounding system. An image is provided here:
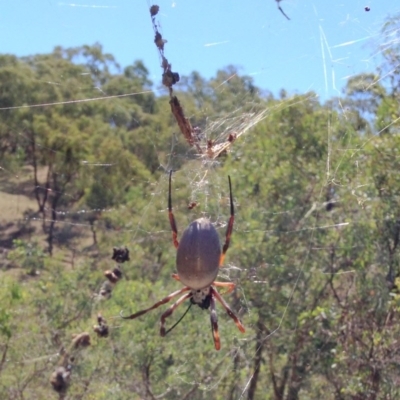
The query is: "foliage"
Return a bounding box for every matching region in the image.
[7,239,46,276]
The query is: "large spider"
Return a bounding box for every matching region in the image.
[122,171,245,350]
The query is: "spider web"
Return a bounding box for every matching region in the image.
[1,0,400,398]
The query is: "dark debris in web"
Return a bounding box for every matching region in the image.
[149,4,243,158]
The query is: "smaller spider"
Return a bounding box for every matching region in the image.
[121,171,245,350]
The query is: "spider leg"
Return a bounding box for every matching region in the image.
[171,273,180,281]
[210,295,221,350]
[120,287,190,320]
[168,170,179,249]
[160,292,192,336]
[211,287,245,333]
[212,281,236,294]
[220,176,234,266]
[276,0,290,20]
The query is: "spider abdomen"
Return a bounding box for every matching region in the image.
[176,218,221,290]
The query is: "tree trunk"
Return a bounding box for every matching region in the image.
[247,318,265,400]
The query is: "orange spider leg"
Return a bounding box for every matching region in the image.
[160,292,192,336]
[209,296,220,350]
[171,273,180,281]
[120,287,190,320]
[211,287,245,333]
[212,281,236,294]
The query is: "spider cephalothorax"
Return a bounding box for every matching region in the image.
[191,287,212,310]
[122,171,245,350]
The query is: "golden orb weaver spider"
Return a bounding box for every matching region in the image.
[122,171,245,350]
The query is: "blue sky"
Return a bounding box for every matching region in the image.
[2,1,400,100]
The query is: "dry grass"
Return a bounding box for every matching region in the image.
[0,166,93,255]
[0,167,39,251]
[0,191,37,223]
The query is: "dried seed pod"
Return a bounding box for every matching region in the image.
[154,32,167,51]
[228,133,237,142]
[94,314,109,338]
[112,247,130,263]
[104,266,123,283]
[188,202,197,210]
[162,70,180,88]
[71,332,91,348]
[50,366,71,393]
[150,5,159,17]
[99,281,113,299]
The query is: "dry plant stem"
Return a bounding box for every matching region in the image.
[50,332,91,395]
[169,96,201,153]
[150,5,202,153]
[149,4,264,157]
